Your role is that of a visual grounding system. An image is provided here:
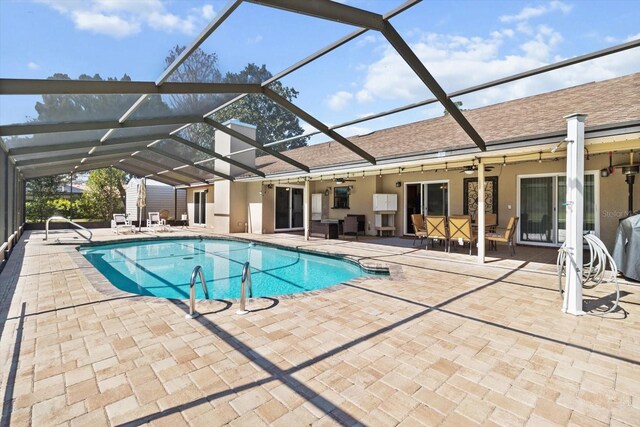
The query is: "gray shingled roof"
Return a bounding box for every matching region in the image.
[253,73,640,176]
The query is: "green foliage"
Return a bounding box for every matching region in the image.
[443,101,467,116]
[25,176,64,222]
[26,198,89,222]
[218,63,308,153]
[82,168,127,221]
[35,73,170,123]
[165,45,225,155]
[166,46,308,154]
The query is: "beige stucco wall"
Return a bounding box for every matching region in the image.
[240,151,635,249]
[309,175,380,235]
[369,151,637,249]
[185,185,215,229]
[185,182,250,233]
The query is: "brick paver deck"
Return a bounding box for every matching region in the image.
[1,228,638,426]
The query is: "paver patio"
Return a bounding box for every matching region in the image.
[1,228,639,426]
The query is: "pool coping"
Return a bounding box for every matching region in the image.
[73,235,402,310]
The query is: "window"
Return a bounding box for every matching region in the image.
[333,186,350,209]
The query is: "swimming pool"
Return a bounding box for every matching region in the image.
[80,238,372,300]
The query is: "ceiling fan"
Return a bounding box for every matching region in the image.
[335,177,356,184]
[460,164,495,174]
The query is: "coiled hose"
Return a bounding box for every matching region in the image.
[557,234,620,315]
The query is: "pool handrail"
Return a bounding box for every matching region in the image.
[237,262,253,315]
[186,265,209,319]
[45,216,93,242]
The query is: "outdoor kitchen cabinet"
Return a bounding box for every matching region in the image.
[373,194,397,236]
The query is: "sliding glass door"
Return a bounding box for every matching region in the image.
[518,173,598,246]
[275,185,304,231]
[193,191,206,225]
[557,175,596,243]
[405,181,449,234]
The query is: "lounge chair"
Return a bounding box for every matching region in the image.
[425,215,449,251]
[111,213,135,234]
[448,216,477,255]
[147,212,170,233]
[486,217,519,255]
[410,214,428,246]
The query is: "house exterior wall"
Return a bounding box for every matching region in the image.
[246,181,263,234]
[126,179,188,221]
[370,151,636,250]
[186,185,215,229]
[309,176,384,236]
[236,150,636,250]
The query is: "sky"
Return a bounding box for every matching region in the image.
[1,0,639,145]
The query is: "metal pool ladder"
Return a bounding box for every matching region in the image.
[237,262,252,315]
[186,265,209,319]
[44,216,93,243]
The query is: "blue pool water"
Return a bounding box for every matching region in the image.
[80,238,370,299]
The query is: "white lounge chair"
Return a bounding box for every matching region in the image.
[111,214,135,234]
[147,212,170,233]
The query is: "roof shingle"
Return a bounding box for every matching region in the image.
[253,73,640,176]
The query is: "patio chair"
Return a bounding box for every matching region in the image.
[448,216,477,255]
[342,215,360,240]
[484,213,498,233]
[486,217,519,255]
[425,215,449,251]
[410,214,428,246]
[111,213,135,234]
[147,212,170,233]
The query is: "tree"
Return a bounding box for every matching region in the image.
[35,73,171,123]
[443,101,467,116]
[164,45,226,157]
[164,46,308,154]
[218,63,308,153]
[25,176,65,222]
[82,168,127,221]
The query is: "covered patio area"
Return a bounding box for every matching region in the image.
[1,228,638,425]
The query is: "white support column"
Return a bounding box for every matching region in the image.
[304,178,310,241]
[562,113,587,315]
[477,160,485,264]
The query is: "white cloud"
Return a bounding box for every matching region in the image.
[500,0,572,23]
[356,89,373,103]
[147,11,196,35]
[626,32,640,42]
[72,10,141,38]
[247,34,263,44]
[201,5,215,20]
[336,125,372,137]
[327,91,354,111]
[356,34,378,46]
[35,0,214,38]
[353,22,639,112]
[27,62,40,70]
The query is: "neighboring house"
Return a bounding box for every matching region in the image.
[184,73,639,250]
[57,185,84,200]
[126,178,187,222]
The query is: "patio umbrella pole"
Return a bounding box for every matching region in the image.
[137,177,147,232]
